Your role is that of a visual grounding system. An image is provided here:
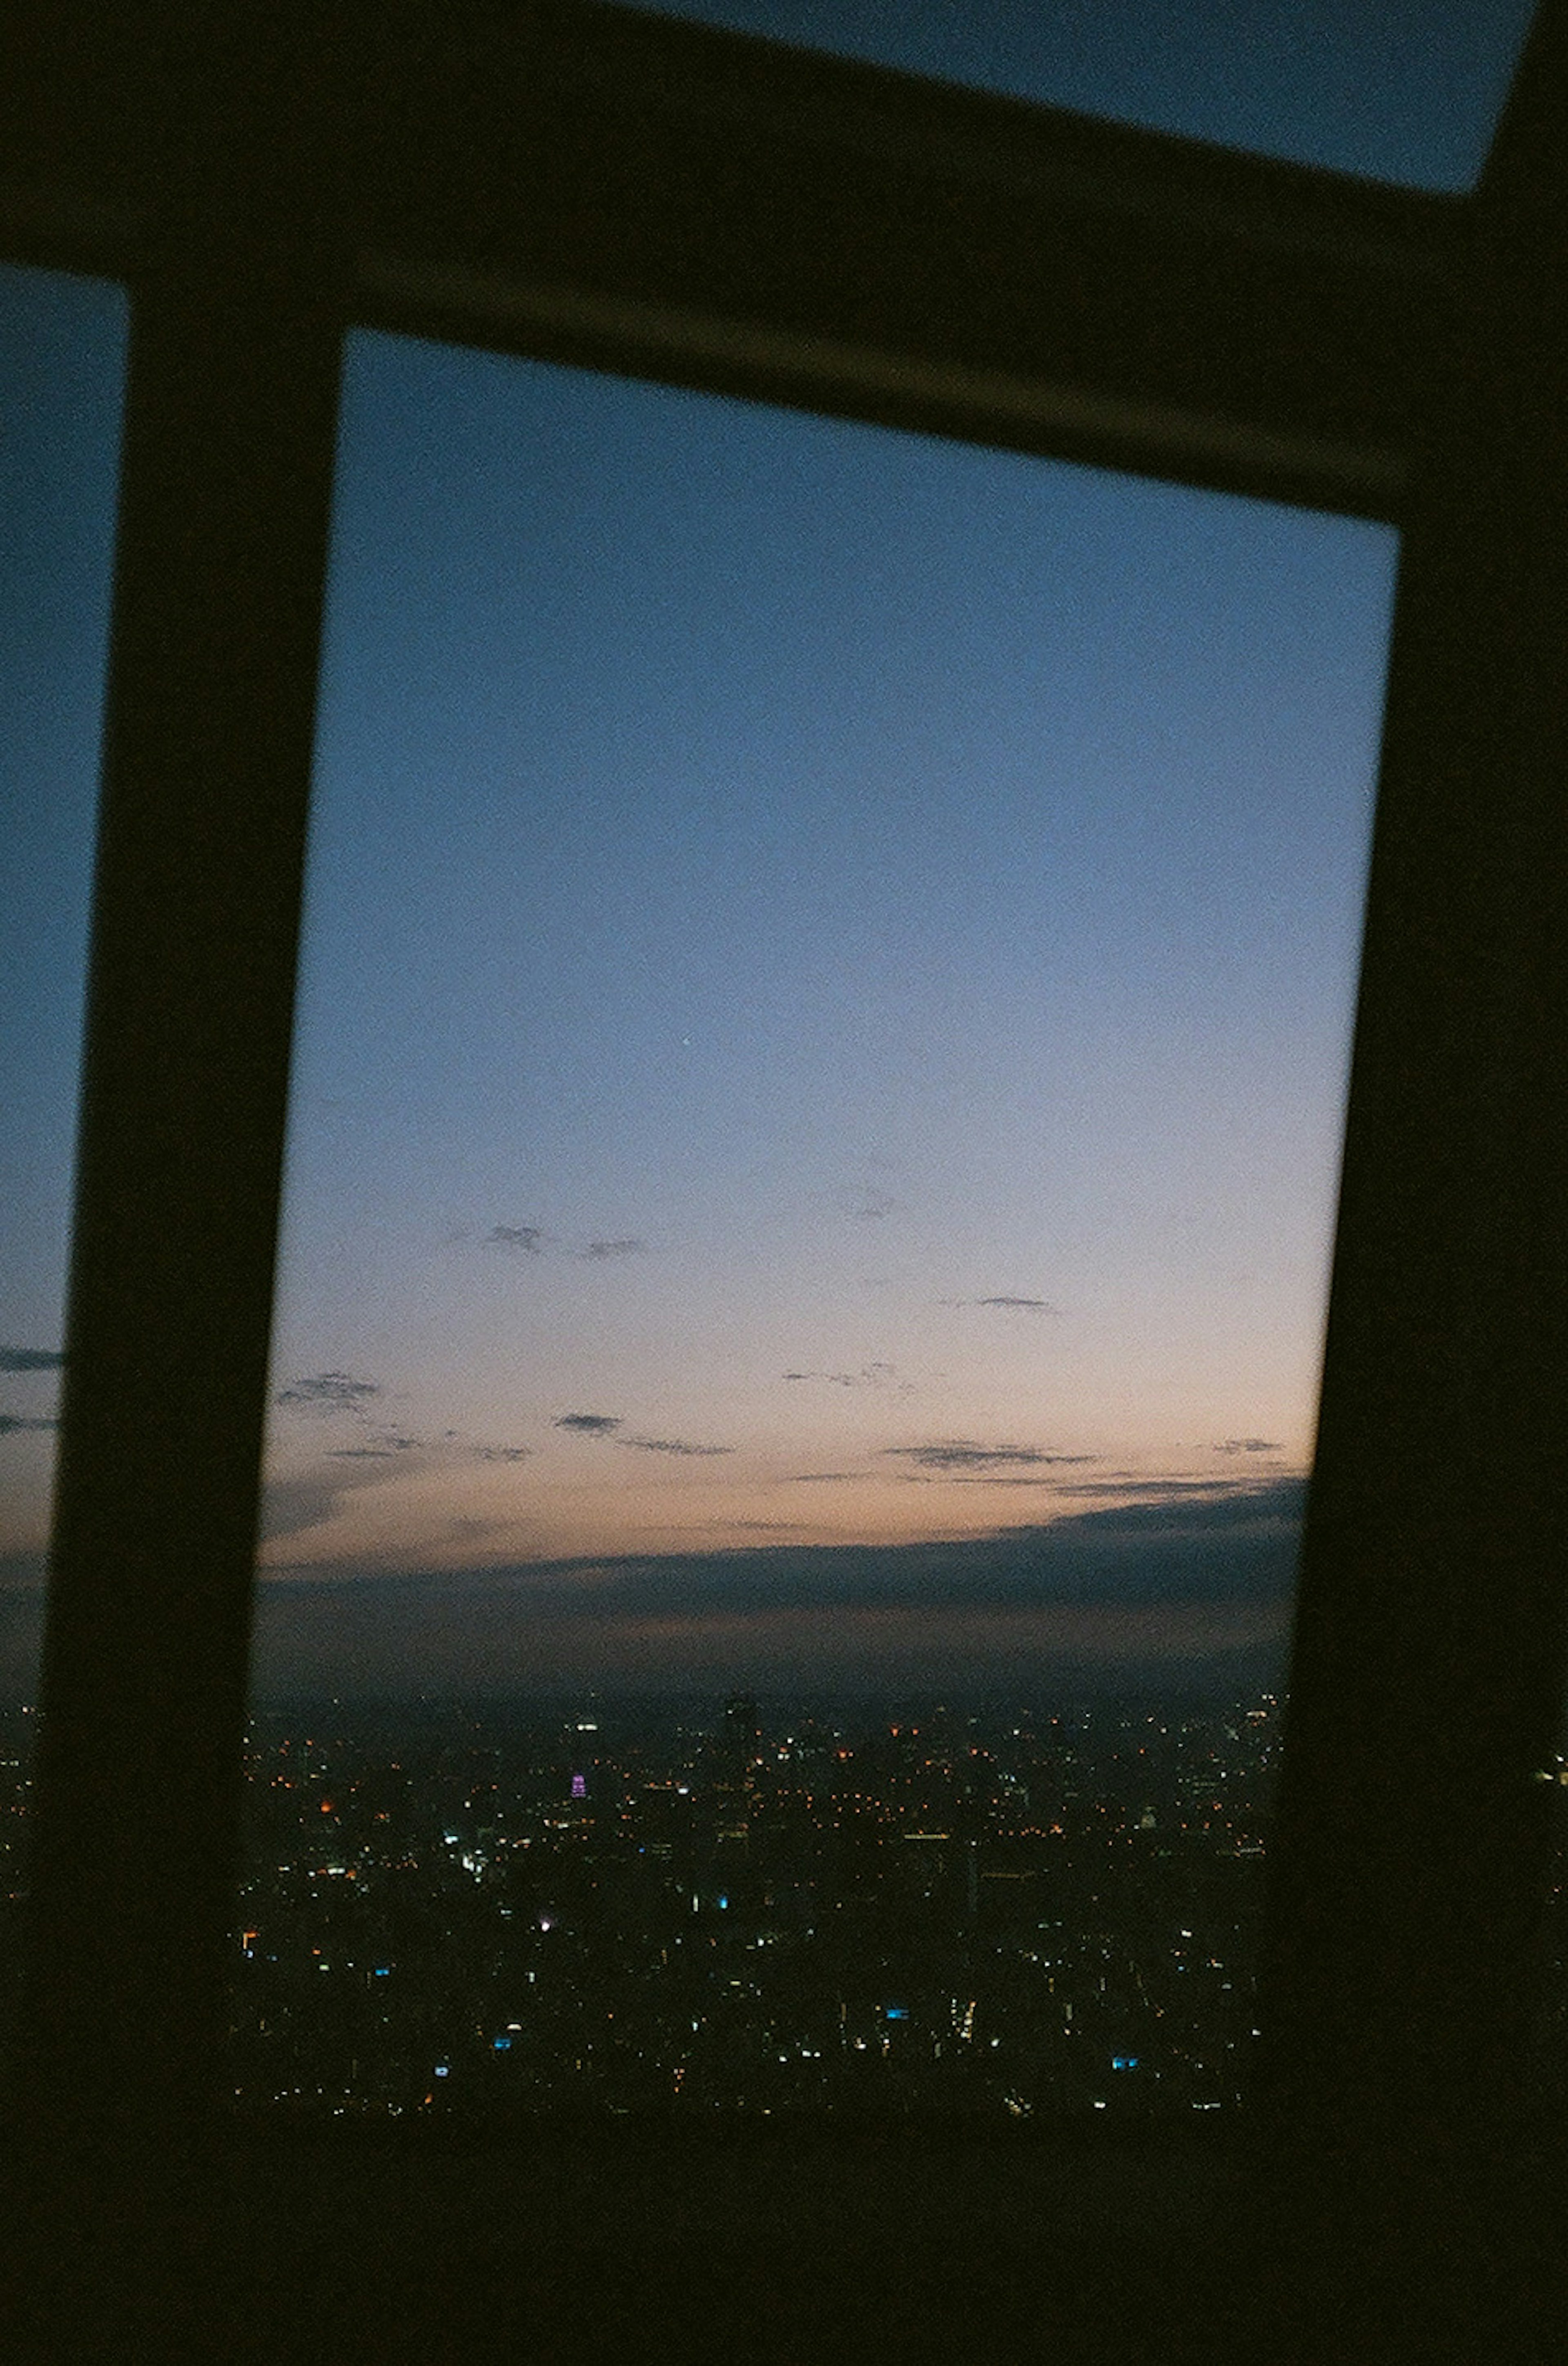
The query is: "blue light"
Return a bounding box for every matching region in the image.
[1111,2054,1140,2070]
[886,2007,909,2021]
[493,2037,512,2050]
[374,1966,390,1977]
[717,1894,728,1909]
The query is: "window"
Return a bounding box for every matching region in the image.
[4,0,1566,2345]
[232,331,1393,2124]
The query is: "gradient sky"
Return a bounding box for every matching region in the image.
[0,263,124,1597]
[6,5,1538,1694]
[244,333,1394,1693]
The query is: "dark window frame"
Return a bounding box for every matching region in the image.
[4,0,1568,2227]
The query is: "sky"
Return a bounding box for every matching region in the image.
[614,0,1539,191]
[259,336,1394,1695]
[0,263,125,1607]
[5,3,1539,1699]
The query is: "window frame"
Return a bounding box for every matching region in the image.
[3,0,1568,2188]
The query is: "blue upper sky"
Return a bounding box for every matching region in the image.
[611,0,1539,189]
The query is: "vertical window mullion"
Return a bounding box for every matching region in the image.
[1259,227,1568,2153]
[20,251,342,2154]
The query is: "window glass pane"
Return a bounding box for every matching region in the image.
[0,260,128,2052]
[236,331,1396,2124]
[611,0,1537,192]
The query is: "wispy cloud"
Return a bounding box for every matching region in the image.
[976,1296,1059,1314]
[783,1362,907,1391]
[1051,1476,1262,1500]
[615,1435,733,1458]
[0,1412,57,1435]
[275,1371,381,1413]
[0,1347,64,1372]
[883,1441,1096,1473]
[784,1471,865,1484]
[474,1444,531,1464]
[488,1225,545,1253]
[327,1429,421,1461]
[1214,1438,1282,1455]
[552,1413,725,1455]
[488,1226,648,1261]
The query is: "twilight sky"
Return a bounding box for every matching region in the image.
[2,4,1539,1695]
[246,333,1394,1692]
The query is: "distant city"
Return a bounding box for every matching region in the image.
[5,1683,1568,2124]
[224,1688,1279,2124]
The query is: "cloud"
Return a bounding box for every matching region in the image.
[474,1444,531,1464]
[555,1413,622,1436]
[615,1435,733,1458]
[784,1471,864,1484]
[582,1239,645,1260]
[488,1225,545,1253]
[481,1475,1303,1617]
[0,1347,64,1372]
[249,1476,1305,1696]
[784,1363,903,1390]
[0,1412,57,1434]
[328,1446,398,1460]
[976,1297,1059,1314]
[259,1458,401,1544]
[883,1441,1096,1473]
[1051,1476,1256,1500]
[275,1371,381,1412]
[822,1186,899,1223]
[1215,1438,1283,1455]
[938,1472,1100,1487]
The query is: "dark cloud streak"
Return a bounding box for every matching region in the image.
[615,1435,733,1458]
[275,1371,381,1412]
[884,1441,1097,1473]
